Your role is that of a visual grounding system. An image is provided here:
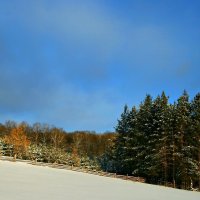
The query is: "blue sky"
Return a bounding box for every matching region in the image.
[0,0,199,132]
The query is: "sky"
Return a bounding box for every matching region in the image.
[0,0,199,132]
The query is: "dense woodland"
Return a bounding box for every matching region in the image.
[0,91,200,190]
[104,91,200,190]
[0,122,115,169]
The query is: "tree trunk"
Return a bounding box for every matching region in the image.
[172,138,176,188]
[199,151,200,190]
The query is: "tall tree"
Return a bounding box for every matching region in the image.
[4,124,30,159]
[124,106,139,175]
[114,104,130,173]
[173,90,191,188]
[190,93,200,189]
[150,92,171,184]
[137,94,154,179]
[50,127,65,149]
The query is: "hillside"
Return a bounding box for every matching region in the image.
[0,160,199,200]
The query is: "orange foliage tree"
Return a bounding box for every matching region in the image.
[4,124,30,158]
[71,147,81,167]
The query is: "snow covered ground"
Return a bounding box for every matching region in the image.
[0,160,199,200]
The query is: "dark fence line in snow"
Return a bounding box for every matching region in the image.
[0,156,145,183]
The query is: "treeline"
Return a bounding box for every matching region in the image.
[102,91,200,190]
[0,121,115,169]
[0,90,199,190]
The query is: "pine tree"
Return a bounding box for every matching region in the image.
[137,94,154,179]
[190,93,200,189]
[149,92,171,184]
[166,103,177,188]
[112,91,200,189]
[124,106,139,175]
[173,90,191,188]
[114,104,130,174]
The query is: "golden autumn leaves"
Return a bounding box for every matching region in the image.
[4,124,30,159]
[0,122,115,167]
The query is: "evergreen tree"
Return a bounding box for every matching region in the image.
[111,91,200,189]
[168,103,177,188]
[173,90,191,188]
[114,104,130,173]
[149,92,171,184]
[124,106,139,175]
[190,93,200,189]
[137,94,153,179]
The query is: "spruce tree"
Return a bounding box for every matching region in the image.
[114,104,130,174]
[112,91,200,189]
[174,90,191,188]
[137,94,153,179]
[168,103,177,188]
[150,92,171,184]
[190,93,200,189]
[125,106,139,175]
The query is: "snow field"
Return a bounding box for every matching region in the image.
[0,160,199,200]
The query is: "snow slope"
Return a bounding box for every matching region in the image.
[0,160,199,200]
